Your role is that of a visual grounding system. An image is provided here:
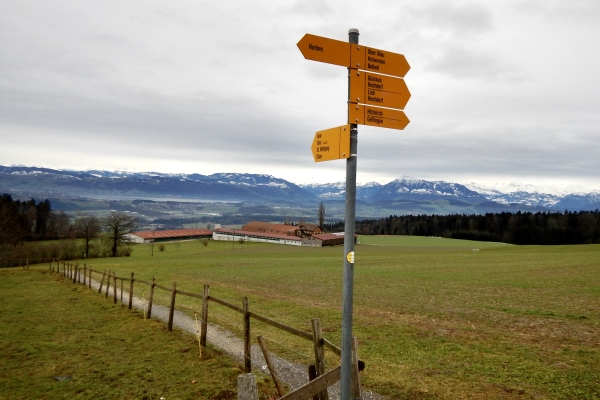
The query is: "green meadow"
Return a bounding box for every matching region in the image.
[0,268,278,399]
[19,236,600,398]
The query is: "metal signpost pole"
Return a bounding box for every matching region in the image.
[341,27,359,400]
[298,28,409,399]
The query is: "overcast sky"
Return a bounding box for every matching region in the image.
[1,0,599,191]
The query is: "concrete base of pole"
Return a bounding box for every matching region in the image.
[237,373,258,400]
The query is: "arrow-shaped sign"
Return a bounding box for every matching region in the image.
[350,43,410,78]
[297,34,410,78]
[297,34,350,68]
[311,124,351,162]
[349,70,411,110]
[348,104,410,130]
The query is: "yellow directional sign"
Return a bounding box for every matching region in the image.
[297,34,411,79]
[348,104,410,130]
[311,124,351,162]
[351,43,410,78]
[349,70,411,110]
[297,34,350,67]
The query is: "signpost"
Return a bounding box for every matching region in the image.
[297,33,411,78]
[348,104,410,130]
[311,125,351,162]
[349,70,411,110]
[350,43,410,78]
[298,29,410,400]
[296,33,350,67]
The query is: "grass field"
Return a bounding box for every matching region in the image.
[0,268,279,400]
[20,236,600,399]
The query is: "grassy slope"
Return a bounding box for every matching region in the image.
[0,268,278,400]
[44,236,600,399]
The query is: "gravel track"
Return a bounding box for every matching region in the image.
[83,273,384,400]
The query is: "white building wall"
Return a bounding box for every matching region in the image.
[212,232,302,246]
[124,234,145,244]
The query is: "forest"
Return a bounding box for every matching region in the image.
[0,194,71,245]
[325,210,600,245]
[1,194,135,267]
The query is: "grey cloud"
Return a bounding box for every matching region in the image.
[358,125,600,183]
[417,1,494,37]
[287,0,333,17]
[515,0,600,23]
[425,45,530,81]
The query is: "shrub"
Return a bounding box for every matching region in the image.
[118,246,133,257]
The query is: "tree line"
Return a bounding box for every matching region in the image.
[1,194,136,267]
[323,210,600,245]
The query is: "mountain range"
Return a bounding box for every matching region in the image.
[1,165,599,214]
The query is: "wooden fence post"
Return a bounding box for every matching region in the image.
[83,265,87,286]
[237,373,258,400]
[257,335,285,398]
[200,284,209,347]
[243,296,251,373]
[98,269,106,293]
[88,268,93,289]
[105,270,112,298]
[113,273,117,304]
[120,278,124,303]
[308,365,319,400]
[311,318,328,400]
[168,282,177,332]
[146,276,156,319]
[128,273,134,310]
[73,264,78,284]
[351,337,363,399]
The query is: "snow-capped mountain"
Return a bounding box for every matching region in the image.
[0,166,309,202]
[2,165,599,212]
[465,181,597,197]
[464,182,600,210]
[302,177,486,204]
[300,181,383,201]
[301,177,600,211]
[373,177,485,203]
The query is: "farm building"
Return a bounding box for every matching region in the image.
[213,227,303,246]
[213,222,347,247]
[301,233,347,247]
[241,221,323,238]
[126,228,213,244]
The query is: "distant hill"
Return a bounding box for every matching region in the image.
[300,176,600,212]
[0,166,313,202]
[2,166,599,214]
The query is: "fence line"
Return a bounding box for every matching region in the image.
[48,260,361,399]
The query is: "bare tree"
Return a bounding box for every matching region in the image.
[58,211,72,238]
[103,212,136,257]
[75,214,102,258]
[318,201,325,228]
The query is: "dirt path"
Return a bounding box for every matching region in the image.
[85,274,384,400]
